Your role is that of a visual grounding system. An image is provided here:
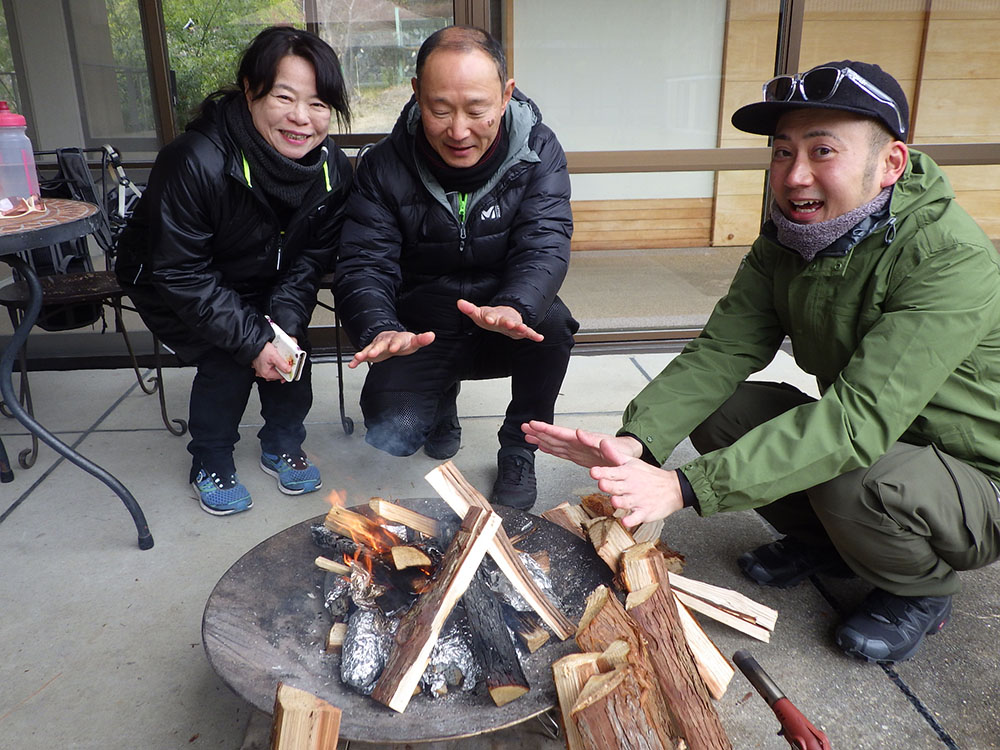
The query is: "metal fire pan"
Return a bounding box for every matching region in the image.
[202,498,613,744]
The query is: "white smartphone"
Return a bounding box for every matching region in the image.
[265,315,306,382]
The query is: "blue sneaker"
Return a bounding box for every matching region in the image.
[260,452,322,495]
[192,469,253,516]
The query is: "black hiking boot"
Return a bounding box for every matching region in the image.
[835,589,952,663]
[737,536,855,588]
[490,447,537,511]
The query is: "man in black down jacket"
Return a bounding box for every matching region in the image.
[334,25,577,510]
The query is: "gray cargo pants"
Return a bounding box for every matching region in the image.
[689,381,1000,597]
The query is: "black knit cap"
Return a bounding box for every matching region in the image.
[731,60,909,141]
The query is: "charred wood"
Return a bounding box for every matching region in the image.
[463,572,530,707]
[501,603,550,653]
[425,461,576,640]
[372,506,502,713]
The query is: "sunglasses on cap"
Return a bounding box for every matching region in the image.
[763,66,906,137]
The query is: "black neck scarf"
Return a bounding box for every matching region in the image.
[415,118,509,194]
[221,95,328,222]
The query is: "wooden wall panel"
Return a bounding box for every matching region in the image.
[915,4,1000,236]
[570,198,712,251]
[712,0,778,247]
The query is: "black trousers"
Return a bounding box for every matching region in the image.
[187,346,313,479]
[360,297,578,456]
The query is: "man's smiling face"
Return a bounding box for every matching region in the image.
[769,109,891,224]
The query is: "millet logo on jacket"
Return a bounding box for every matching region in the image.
[481,204,501,221]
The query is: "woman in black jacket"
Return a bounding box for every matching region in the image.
[116,26,351,515]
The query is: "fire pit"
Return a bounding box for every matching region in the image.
[202,498,613,744]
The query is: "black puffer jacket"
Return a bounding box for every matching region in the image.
[115,97,352,365]
[334,89,572,348]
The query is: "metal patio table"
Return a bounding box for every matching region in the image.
[0,197,153,549]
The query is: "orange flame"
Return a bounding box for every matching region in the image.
[326,488,347,507]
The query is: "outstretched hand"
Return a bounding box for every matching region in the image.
[523,420,684,527]
[348,329,435,368]
[591,441,684,527]
[522,420,643,468]
[457,299,543,341]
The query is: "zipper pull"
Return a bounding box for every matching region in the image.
[884,217,897,245]
[459,223,466,253]
[276,232,284,270]
[458,192,468,223]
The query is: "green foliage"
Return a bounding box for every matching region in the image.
[160,0,303,128]
[0,9,20,109]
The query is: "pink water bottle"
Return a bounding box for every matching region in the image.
[0,101,40,202]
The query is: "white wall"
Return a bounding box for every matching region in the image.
[512,0,727,201]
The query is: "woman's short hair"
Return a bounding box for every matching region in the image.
[206,25,351,129]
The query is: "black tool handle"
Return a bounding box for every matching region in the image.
[733,649,786,707]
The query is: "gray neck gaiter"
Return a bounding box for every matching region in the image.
[772,186,892,261]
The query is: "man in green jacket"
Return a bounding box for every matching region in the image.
[524,60,1000,663]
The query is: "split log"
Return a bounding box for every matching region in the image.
[673,590,771,643]
[371,506,502,713]
[324,505,404,549]
[672,597,734,700]
[586,516,636,572]
[369,497,443,539]
[669,572,778,633]
[463,572,530,707]
[501,604,550,653]
[425,461,575,639]
[540,502,590,539]
[580,492,619,519]
[325,622,347,653]
[552,640,636,750]
[622,544,775,642]
[314,556,350,575]
[631,518,665,545]
[270,682,342,750]
[620,544,734,698]
[552,653,602,750]
[572,665,681,750]
[575,586,677,741]
[623,553,732,749]
[391,546,433,570]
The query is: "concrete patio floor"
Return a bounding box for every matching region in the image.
[2,350,998,749]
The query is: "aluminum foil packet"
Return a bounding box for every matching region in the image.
[340,607,398,695]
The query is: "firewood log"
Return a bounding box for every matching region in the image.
[552,640,633,750]
[371,506,502,713]
[580,492,619,518]
[325,622,347,653]
[623,552,732,749]
[572,665,682,750]
[540,502,590,539]
[324,505,404,549]
[463,572,530,707]
[586,517,636,571]
[369,498,443,538]
[270,682,341,750]
[390,545,433,570]
[425,461,575,639]
[501,604,550,653]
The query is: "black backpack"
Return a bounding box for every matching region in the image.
[18,148,113,331]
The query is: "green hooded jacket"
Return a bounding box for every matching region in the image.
[620,150,1000,516]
